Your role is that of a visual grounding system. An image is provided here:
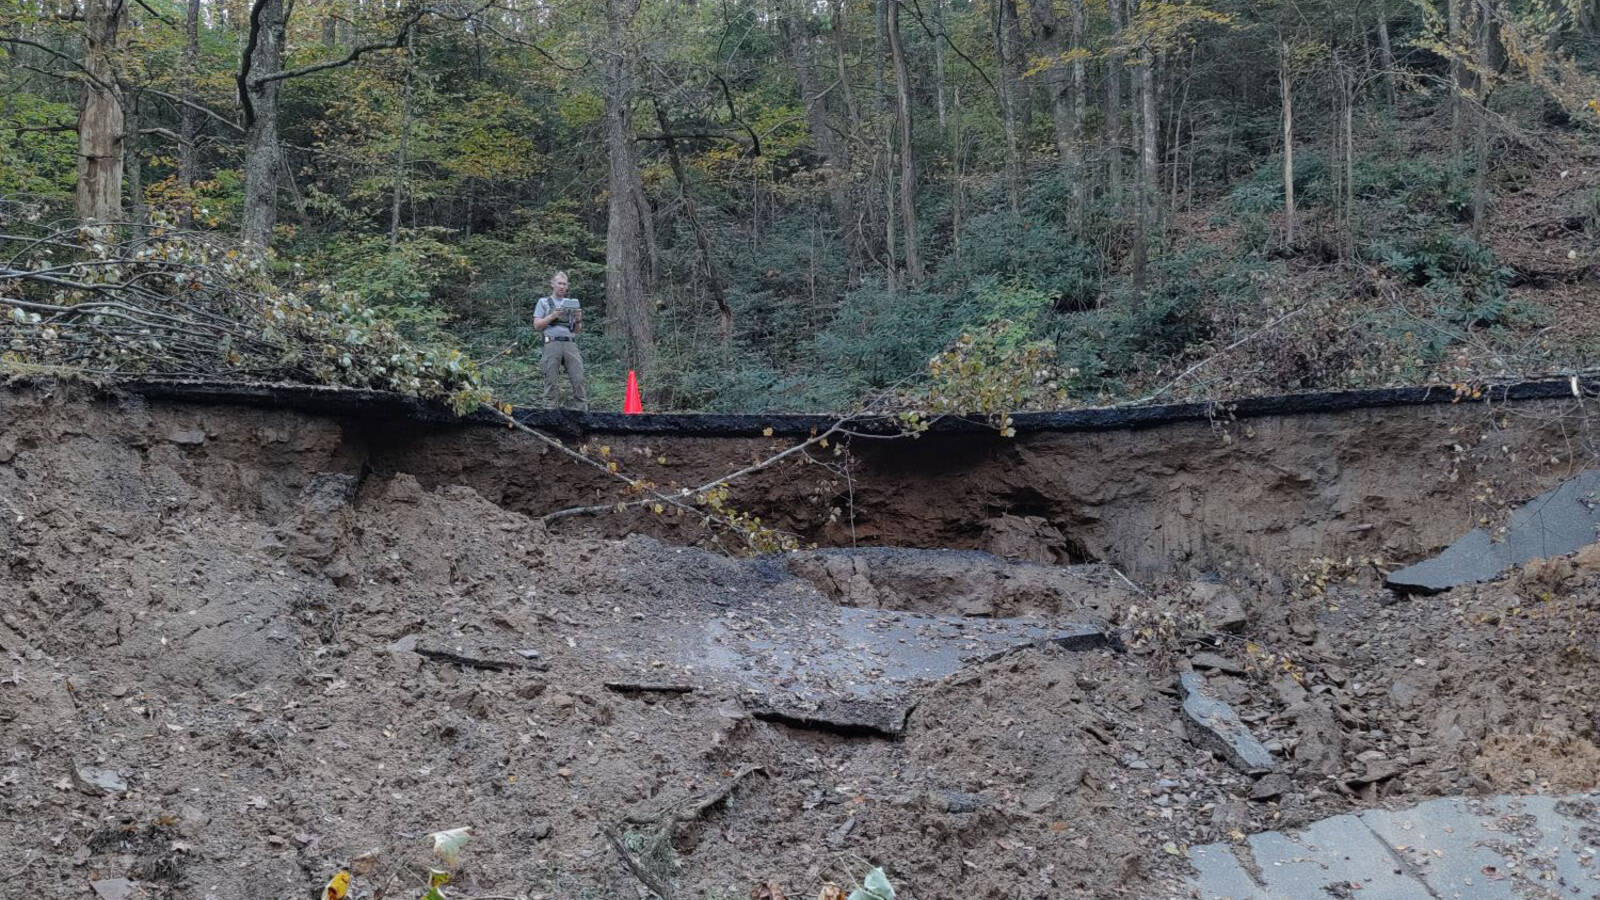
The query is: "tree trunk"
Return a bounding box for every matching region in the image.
[781,3,858,273]
[1448,0,1464,153]
[1279,40,1296,249]
[1104,0,1124,198]
[887,0,922,284]
[1025,0,1080,211]
[951,83,964,263]
[653,100,732,344]
[241,0,286,251]
[123,89,145,228]
[390,32,414,248]
[999,0,1029,174]
[1070,0,1086,208]
[1130,36,1153,292]
[603,0,653,372]
[76,0,125,227]
[1344,69,1355,258]
[994,0,1021,215]
[178,0,201,224]
[1375,1,1398,110]
[932,0,947,129]
[1471,0,1493,236]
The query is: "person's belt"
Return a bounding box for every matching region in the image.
[545,335,573,342]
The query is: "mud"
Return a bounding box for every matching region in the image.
[3,382,1600,900]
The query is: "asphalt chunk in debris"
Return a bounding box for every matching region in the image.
[1387,469,1600,593]
[1178,671,1276,775]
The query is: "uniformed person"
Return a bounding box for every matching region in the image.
[533,270,588,410]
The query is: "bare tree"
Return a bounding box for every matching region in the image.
[888,0,923,284]
[1105,0,1125,197]
[604,0,653,372]
[1280,38,1297,249]
[239,0,285,250]
[779,2,859,274]
[178,0,202,224]
[76,0,125,226]
[1025,0,1081,212]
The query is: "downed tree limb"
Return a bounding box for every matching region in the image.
[536,418,849,524]
[601,825,675,900]
[622,763,767,826]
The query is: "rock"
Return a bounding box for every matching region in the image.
[1388,680,1421,708]
[1349,758,1403,785]
[297,472,359,515]
[1273,676,1308,707]
[90,878,140,900]
[1179,672,1276,775]
[1189,581,1249,633]
[1387,469,1600,593]
[1191,652,1246,675]
[1210,799,1251,834]
[387,634,419,654]
[0,435,16,463]
[74,765,128,797]
[168,428,206,445]
[1249,773,1292,801]
[982,514,1072,565]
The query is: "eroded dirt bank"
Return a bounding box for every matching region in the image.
[382,390,1600,580]
[3,382,1600,900]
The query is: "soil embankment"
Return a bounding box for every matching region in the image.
[3,380,1599,899]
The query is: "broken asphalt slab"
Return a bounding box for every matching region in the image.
[1387,469,1600,593]
[1187,791,1600,899]
[701,607,1110,736]
[593,555,1112,738]
[1179,672,1276,775]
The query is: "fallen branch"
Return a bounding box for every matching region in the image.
[1128,305,1310,407]
[538,418,847,525]
[601,825,675,900]
[623,763,767,826]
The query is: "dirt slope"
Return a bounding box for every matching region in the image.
[3,383,1599,900]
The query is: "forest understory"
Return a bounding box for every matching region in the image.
[5,0,1600,414]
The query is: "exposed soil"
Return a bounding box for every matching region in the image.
[3,383,1600,900]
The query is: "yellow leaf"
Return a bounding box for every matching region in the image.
[762,426,774,437]
[321,870,351,900]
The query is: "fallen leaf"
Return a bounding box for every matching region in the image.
[429,826,472,867]
[751,880,787,900]
[320,870,350,900]
[818,885,846,900]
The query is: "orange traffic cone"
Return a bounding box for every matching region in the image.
[624,370,643,415]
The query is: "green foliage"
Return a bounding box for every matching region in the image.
[0,94,76,200]
[1056,251,1226,392]
[939,206,1100,307]
[1224,152,1330,215]
[1371,230,1529,329]
[848,867,897,900]
[306,231,475,310]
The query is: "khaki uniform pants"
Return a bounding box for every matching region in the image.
[540,338,588,410]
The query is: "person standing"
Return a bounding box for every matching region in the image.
[534,270,588,410]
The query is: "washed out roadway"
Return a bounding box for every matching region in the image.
[1187,792,1600,899]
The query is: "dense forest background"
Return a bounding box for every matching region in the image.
[2,0,1599,412]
